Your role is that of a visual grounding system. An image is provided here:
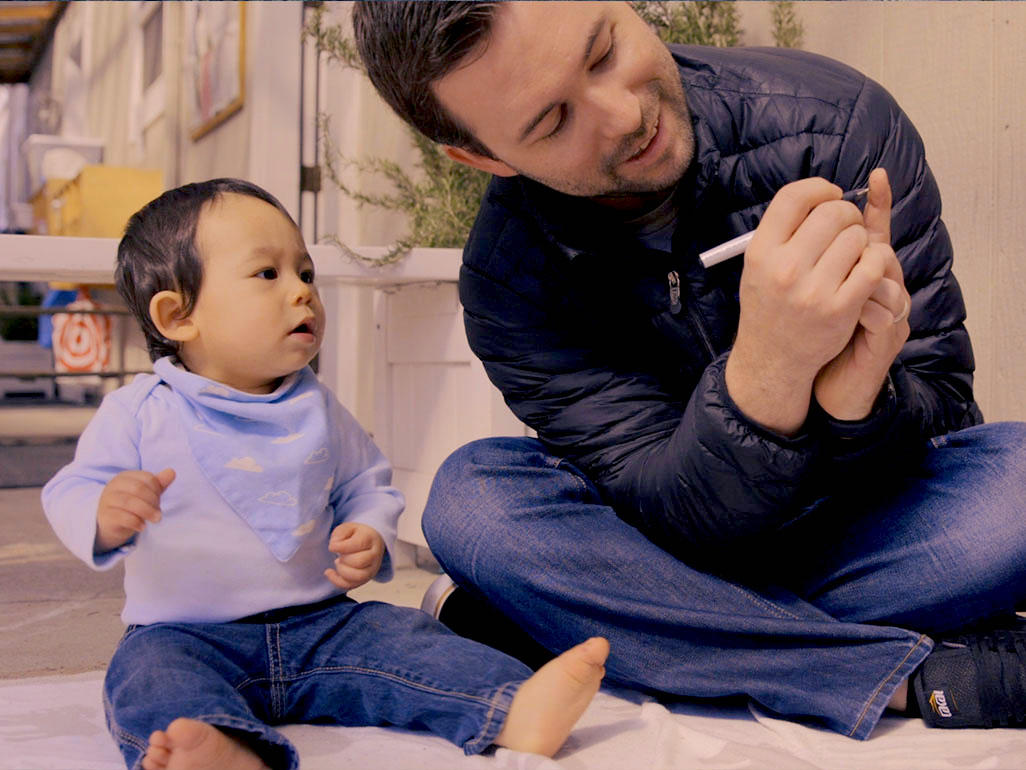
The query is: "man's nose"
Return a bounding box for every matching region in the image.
[584,84,643,139]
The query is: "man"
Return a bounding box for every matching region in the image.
[352,2,1026,738]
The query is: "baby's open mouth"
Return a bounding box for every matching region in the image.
[291,322,315,335]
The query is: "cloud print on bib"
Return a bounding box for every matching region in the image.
[292,519,316,537]
[226,457,263,472]
[154,358,336,562]
[260,491,298,507]
[305,447,330,465]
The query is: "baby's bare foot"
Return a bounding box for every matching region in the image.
[140,718,268,770]
[495,636,609,756]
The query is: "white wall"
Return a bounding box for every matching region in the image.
[30,2,302,210]
[311,3,422,426]
[736,1,1026,421]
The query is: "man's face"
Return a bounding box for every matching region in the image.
[433,1,695,199]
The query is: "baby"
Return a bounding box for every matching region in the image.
[42,179,608,770]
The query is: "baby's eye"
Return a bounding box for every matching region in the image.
[300,269,315,284]
[256,268,278,280]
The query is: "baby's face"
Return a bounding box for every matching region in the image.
[182,193,325,393]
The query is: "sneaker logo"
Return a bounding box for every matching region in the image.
[929,689,956,718]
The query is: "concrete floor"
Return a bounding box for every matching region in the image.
[0,402,438,680]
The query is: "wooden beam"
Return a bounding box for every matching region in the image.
[0,21,51,37]
[0,42,36,54]
[0,1,64,84]
[0,4,59,24]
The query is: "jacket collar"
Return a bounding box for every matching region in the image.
[509,161,711,260]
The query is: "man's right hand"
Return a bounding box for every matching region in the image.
[94,468,175,554]
[725,178,880,436]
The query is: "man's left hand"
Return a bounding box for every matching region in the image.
[813,168,911,420]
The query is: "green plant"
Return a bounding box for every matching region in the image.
[771,1,805,49]
[631,1,742,47]
[307,6,490,266]
[633,1,804,48]
[318,114,490,266]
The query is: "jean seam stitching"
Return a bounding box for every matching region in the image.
[848,633,929,736]
[263,664,507,706]
[553,457,590,497]
[463,681,517,754]
[263,623,281,721]
[112,727,147,752]
[727,584,803,621]
[274,623,286,721]
[191,712,287,734]
[103,687,149,758]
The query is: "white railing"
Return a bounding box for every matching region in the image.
[0,233,461,285]
[0,233,464,400]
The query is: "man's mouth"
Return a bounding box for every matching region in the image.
[625,117,659,163]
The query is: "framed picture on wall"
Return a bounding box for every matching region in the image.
[186,1,246,141]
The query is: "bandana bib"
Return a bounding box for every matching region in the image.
[154,358,335,561]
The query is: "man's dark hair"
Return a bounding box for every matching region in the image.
[351,1,499,157]
[115,178,294,362]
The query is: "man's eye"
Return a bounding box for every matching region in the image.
[256,268,278,280]
[594,40,615,69]
[544,106,569,140]
[300,269,315,284]
[591,28,616,72]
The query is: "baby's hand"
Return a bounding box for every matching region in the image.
[95,468,175,554]
[325,522,385,591]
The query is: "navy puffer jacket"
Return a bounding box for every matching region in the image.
[459,45,982,559]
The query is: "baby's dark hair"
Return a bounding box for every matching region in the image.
[115,178,294,362]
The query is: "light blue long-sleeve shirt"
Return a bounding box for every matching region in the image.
[42,361,404,625]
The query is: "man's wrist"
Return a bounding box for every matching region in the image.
[813,374,896,433]
[813,368,891,422]
[725,348,814,436]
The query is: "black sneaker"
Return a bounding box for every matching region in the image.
[421,574,555,671]
[911,629,1026,728]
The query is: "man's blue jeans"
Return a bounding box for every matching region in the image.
[422,422,1026,741]
[103,595,529,769]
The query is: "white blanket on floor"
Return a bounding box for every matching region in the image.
[3,671,1026,770]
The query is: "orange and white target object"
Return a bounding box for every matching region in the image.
[51,296,112,373]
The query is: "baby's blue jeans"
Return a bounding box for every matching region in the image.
[103,595,529,769]
[422,422,1026,741]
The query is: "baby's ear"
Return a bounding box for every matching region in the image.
[149,291,198,342]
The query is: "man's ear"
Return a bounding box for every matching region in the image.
[149,291,198,343]
[443,145,518,178]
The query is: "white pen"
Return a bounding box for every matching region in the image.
[698,187,870,269]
